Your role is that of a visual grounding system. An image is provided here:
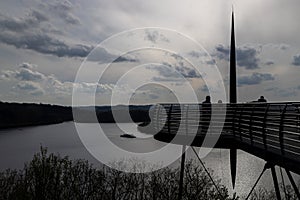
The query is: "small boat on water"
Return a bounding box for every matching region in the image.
[120,133,136,138]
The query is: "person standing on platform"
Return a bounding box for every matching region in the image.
[201,96,212,134]
[258,96,267,102]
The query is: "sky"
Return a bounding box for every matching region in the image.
[1,0,300,105]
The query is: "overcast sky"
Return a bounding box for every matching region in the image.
[1,0,300,105]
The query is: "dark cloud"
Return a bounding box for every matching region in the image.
[148,62,201,83]
[114,56,138,63]
[188,50,216,65]
[39,1,80,25]
[0,9,50,32]
[144,30,169,43]
[87,47,138,63]
[30,10,49,22]
[161,52,201,79]
[152,76,183,82]
[188,50,203,58]
[238,72,275,86]
[0,14,37,32]
[19,62,36,69]
[175,66,198,78]
[206,59,216,65]
[292,54,300,66]
[0,31,93,57]
[170,53,182,60]
[145,30,159,43]
[150,65,182,79]
[0,5,89,58]
[161,62,201,78]
[215,44,260,70]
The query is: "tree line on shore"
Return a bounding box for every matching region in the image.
[0,102,151,129]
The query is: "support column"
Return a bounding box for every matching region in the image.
[178,145,186,200]
[230,148,237,189]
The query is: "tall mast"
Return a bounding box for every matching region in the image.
[230,10,237,103]
[230,9,237,190]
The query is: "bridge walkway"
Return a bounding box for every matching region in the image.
[152,102,300,175]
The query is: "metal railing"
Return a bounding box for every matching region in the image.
[152,102,300,159]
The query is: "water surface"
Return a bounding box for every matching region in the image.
[0,122,298,197]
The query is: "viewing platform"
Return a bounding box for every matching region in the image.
[151,102,300,175]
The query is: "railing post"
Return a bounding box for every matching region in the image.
[168,104,173,134]
[279,104,287,155]
[155,105,161,133]
[249,104,255,146]
[185,105,189,136]
[296,104,300,137]
[262,104,270,150]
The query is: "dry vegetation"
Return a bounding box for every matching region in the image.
[0,147,298,200]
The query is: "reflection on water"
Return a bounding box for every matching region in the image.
[0,122,298,196]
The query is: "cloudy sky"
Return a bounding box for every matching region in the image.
[1,0,300,105]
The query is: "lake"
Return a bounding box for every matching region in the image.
[0,122,298,197]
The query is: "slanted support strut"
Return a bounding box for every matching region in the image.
[270,166,282,200]
[285,169,300,199]
[178,145,186,200]
[245,162,271,200]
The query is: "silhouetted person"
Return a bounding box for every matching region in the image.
[256,96,267,126]
[201,96,211,134]
[258,96,267,103]
[202,96,211,104]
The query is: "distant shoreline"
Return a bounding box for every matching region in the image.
[0,102,151,129]
[0,120,71,130]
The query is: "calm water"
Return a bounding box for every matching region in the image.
[0,122,298,197]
